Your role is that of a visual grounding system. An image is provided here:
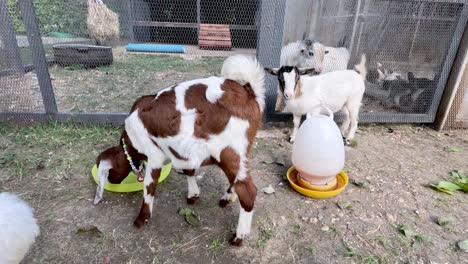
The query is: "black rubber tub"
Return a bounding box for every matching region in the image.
[53,44,113,67]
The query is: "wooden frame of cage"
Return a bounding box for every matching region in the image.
[125,0,256,50]
[435,24,468,130]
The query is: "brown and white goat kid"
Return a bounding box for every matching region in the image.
[121,55,265,246]
[93,138,146,205]
[266,54,367,143]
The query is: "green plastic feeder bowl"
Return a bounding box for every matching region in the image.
[91,163,172,193]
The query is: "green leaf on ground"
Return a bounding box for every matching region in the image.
[349,140,358,148]
[76,225,102,235]
[351,179,370,189]
[457,239,468,252]
[430,181,462,195]
[337,201,353,210]
[454,182,468,192]
[398,226,416,238]
[412,235,427,249]
[447,146,462,152]
[178,207,192,216]
[451,170,466,179]
[262,157,275,164]
[178,208,201,227]
[437,217,454,228]
[262,155,286,166]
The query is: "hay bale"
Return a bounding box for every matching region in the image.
[87,0,119,44]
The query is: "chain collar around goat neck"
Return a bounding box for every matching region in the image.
[121,138,145,182]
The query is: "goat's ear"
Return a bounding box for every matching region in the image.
[264,67,279,76]
[298,68,317,75]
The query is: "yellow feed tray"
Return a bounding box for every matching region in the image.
[287,166,348,199]
[91,163,172,193]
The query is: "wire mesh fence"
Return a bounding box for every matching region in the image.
[0,0,467,125]
[0,0,43,114]
[275,0,468,123]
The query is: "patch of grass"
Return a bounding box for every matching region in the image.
[95,233,114,253]
[375,236,390,249]
[397,236,411,249]
[256,227,274,247]
[395,224,430,249]
[343,246,357,257]
[51,54,224,78]
[305,243,316,256]
[398,226,416,238]
[0,122,121,182]
[339,242,384,263]
[209,238,224,251]
[360,255,383,264]
[49,54,225,112]
[291,223,302,236]
[436,216,454,231]
[412,234,430,249]
[329,225,341,235]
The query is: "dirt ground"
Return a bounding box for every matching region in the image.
[0,122,467,264]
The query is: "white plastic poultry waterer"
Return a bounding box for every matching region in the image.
[288,107,349,198]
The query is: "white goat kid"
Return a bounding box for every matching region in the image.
[0,192,40,264]
[305,42,350,74]
[276,40,351,112]
[266,54,367,143]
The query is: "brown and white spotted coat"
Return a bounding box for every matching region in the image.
[123,55,265,246]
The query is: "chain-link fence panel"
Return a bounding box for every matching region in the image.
[274,0,468,123]
[1,0,467,125]
[15,0,258,115]
[0,0,44,116]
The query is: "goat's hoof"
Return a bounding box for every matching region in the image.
[229,234,243,247]
[133,217,147,228]
[343,137,351,146]
[218,199,229,208]
[93,197,102,205]
[186,196,199,205]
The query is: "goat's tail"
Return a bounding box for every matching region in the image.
[221,54,266,111]
[354,54,367,80]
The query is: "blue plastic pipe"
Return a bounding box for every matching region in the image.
[125,43,186,54]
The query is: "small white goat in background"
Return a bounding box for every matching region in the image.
[305,41,350,74]
[279,39,314,67]
[0,192,40,264]
[266,54,367,144]
[276,38,351,111]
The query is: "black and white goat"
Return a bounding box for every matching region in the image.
[266,55,367,143]
[276,38,351,111]
[276,39,314,111]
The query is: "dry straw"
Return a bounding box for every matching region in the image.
[87,0,120,44]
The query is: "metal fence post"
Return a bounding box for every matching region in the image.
[0,0,24,74]
[256,0,287,123]
[18,0,58,115]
